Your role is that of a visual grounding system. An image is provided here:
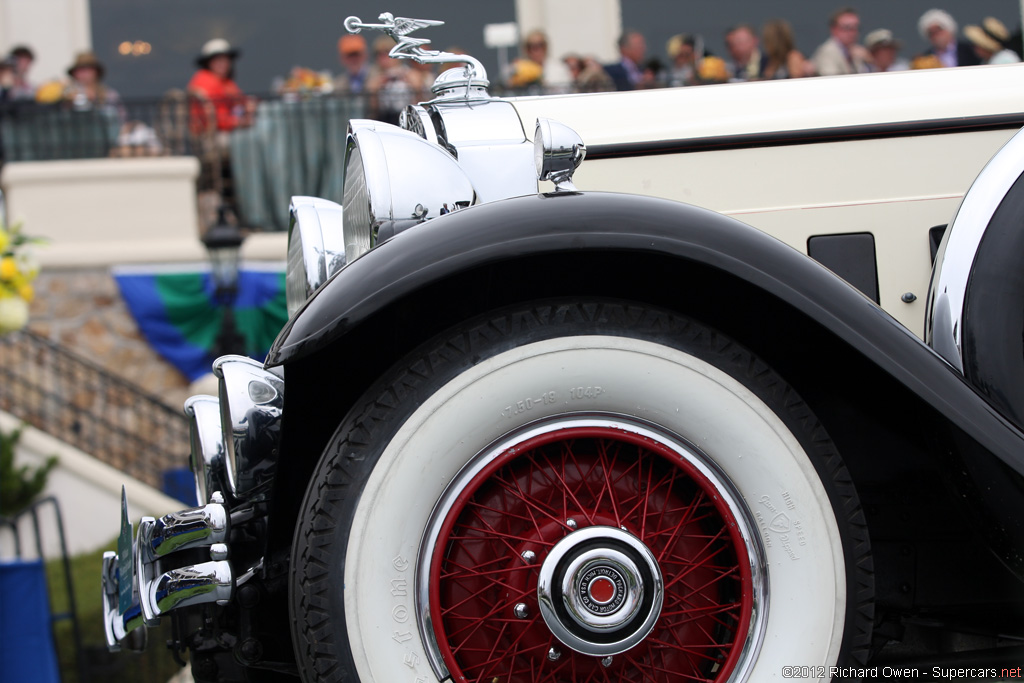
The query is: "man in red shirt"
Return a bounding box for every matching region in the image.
[188,39,253,132]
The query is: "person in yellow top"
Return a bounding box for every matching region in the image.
[507,29,548,92]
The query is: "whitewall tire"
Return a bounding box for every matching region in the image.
[290,300,873,683]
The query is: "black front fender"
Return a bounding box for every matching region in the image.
[267,191,1024,477]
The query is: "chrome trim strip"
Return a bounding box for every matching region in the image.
[926,126,1024,369]
[415,413,768,682]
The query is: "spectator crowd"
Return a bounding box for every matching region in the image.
[2,6,1021,113]
[518,7,1021,92]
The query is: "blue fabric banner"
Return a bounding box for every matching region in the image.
[113,264,288,382]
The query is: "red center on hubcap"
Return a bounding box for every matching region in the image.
[588,576,616,604]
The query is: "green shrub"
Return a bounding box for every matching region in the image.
[0,423,57,516]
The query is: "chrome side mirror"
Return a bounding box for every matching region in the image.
[534,118,586,193]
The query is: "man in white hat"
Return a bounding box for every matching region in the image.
[918,9,980,67]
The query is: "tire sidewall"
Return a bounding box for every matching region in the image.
[335,330,848,682]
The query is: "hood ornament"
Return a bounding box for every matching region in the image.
[344,12,489,98]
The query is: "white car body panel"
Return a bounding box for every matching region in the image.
[510,65,1024,334]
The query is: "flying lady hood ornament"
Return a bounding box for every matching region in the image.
[343,12,490,98]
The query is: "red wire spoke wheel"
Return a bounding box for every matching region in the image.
[426,417,761,683]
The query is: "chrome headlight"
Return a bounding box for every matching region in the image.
[286,196,346,317]
[184,394,226,505]
[213,355,284,501]
[534,118,586,193]
[342,120,476,263]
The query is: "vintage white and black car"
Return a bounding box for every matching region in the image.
[102,13,1024,683]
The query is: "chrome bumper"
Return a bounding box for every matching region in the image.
[102,494,234,650]
[102,355,284,652]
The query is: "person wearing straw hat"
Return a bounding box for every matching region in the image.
[188,38,254,132]
[864,29,909,72]
[63,50,121,112]
[964,17,1021,65]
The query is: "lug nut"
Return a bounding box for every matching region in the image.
[548,647,562,661]
[514,603,529,619]
[521,550,536,564]
[601,656,613,668]
[566,518,578,530]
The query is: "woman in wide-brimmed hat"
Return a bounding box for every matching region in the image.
[188,38,253,132]
[964,17,1021,65]
[63,50,121,111]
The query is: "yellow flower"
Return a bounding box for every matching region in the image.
[0,256,18,281]
[17,282,34,303]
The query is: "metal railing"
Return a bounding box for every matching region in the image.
[0,329,190,491]
[0,85,585,165]
[0,92,373,164]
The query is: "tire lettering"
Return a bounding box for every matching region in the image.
[389,555,417,665]
[501,391,557,418]
[569,385,605,400]
[757,494,806,559]
[753,511,774,548]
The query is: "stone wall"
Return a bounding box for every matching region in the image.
[27,267,192,410]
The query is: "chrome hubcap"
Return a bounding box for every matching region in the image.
[537,525,663,656]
